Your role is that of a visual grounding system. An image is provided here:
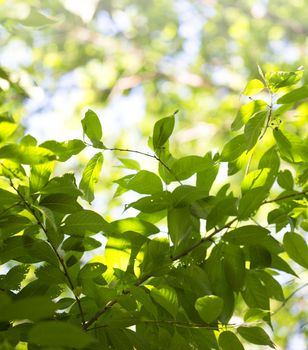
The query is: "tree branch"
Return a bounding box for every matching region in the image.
[4,172,86,328]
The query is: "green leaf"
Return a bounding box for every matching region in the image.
[238,187,268,219]
[0,119,17,142]
[81,109,103,143]
[223,226,269,246]
[0,296,56,321]
[150,287,178,318]
[277,85,308,104]
[40,139,85,161]
[171,185,208,207]
[40,193,82,213]
[0,144,56,164]
[2,264,30,291]
[30,162,54,193]
[237,326,275,348]
[221,134,246,162]
[241,271,269,310]
[168,206,199,246]
[195,295,223,323]
[171,156,212,181]
[244,111,267,151]
[283,232,308,269]
[79,152,104,203]
[117,157,140,170]
[109,217,159,236]
[277,170,294,190]
[223,244,245,292]
[0,188,19,207]
[62,210,108,236]
[241,168,272,193]
[140,238,170,277]
[219,331,244,350]
[115,170,163,194]
[130,286,157,317]
[243,79,265,96]
[128,191,171,213]
[231,100,267,131]
[273,129,306,163]
[153,115,175,150]
[196,153,219,194]
[40,173,82,197]
[266,70,303,91]
[244,308,269,322]
[257,271,284,301]
[62,236,101,252]
[29,321,93,348]
[249,245,272,269]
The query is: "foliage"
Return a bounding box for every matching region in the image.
[0,68,307,349]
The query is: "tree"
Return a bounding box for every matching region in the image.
[0,68,307,349]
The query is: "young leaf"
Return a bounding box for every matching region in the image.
[265,70,303,91]
[283,232,308,269]
[79,152,104,203]
[219,331,244,350]
[221,134,246,162]
[153,115,175,150]
[243,79,265,96]
[195,295,223,323]
[115,170,163,194]
[237,326,275,348]
[81,109,103,143]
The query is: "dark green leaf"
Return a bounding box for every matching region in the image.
[223,226,270,246]
[0,296,56,321]
[62,236,101,251]
[223,244,245,292]
[238,187,268,219]
[241,271,269,310]
[40,193,82,213]
[237,326,275,348]
[29,321,93,348]
[128,191,171,213]
[150,287,178,318]
[277,170,294,190]
[283,232,308,269]
[219,331,244,350]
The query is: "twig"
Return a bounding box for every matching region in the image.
[263,190,308,204]
[105,146,183,184]
[272,282,308,316]
[5,174,86,328]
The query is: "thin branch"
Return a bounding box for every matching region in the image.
[171,218,237,261]
[87,319,226,331]
[263,190,308,204]
[5,174,86,328]
[105,146,183,184]
[272,282,308,316]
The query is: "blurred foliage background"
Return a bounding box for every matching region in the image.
[0,0,307,349]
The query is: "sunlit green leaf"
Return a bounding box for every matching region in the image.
[277,85,308,104]
[81,109,103,143]
[195,295,223,323]
[243,79,264,96]
[79,152,104,203]
[153,115,175,150]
